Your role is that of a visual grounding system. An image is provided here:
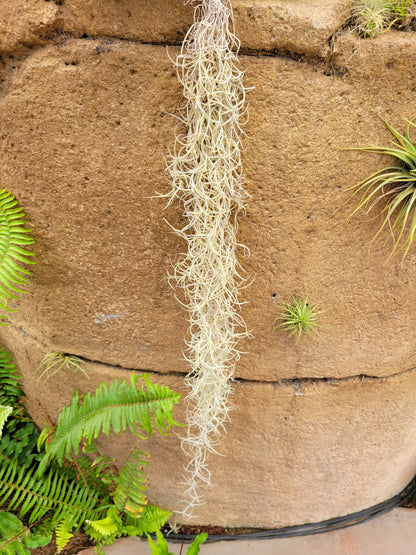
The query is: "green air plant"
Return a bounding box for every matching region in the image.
[348,119,416,260]
[36,351,89,382]
[0,189,35,324]
[276,297,321,343]
[351,0,415,37]
[166,0,249,517]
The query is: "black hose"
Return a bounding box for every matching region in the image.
[165,474,416,543]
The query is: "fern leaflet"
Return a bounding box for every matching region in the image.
[0,349,24,407]
[0,406,12,438]
[113,447,148,517]
[0,189,35,322]
[0,453,105,528]
[0,348,41,467]
[126,505,171,535]
[55,519,74,553]
[40,374,180,472]
[86,514,120,537]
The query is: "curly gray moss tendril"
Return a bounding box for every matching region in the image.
[165,0,249,518]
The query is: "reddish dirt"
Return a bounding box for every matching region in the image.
[30,532,94,555]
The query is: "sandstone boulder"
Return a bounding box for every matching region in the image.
[0,0,415,528]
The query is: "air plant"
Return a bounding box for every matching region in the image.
[276,297,321,343]
[348,119,416,260]
[166,0,249,517]
[36,351,89,382]
[351,0,415,37]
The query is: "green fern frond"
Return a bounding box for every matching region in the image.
[126,505,171,535]
[0,453,105,528]
[147,530,174,555]
[0,349,24,408]
[55,519,74,553]
[0,406,12,438]
[40,374,181,473]
[113,448,148,517]
[0,189,35,322]
[0,423,41,468]
[0,349,41,467]
[85,514,120,538]
[84,506,123,550]
[69,442,118,497]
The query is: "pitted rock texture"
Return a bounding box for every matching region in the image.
[1,0,416,528]
[234,0,350,58]
[1,36,416,379]
[60,0,350,59]
[0,0,58,54]
[4,325,416,528]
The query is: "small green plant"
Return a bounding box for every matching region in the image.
[0,405,12,437]
[0,511,52,555]
[0,348,181,553]
[147,529,207,555]
[36,351,89,382]
[348,119,416,260]
[0,189,35,324]
[276,297,321,343]
[351,0,415,37]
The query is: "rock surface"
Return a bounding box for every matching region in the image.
[60,0,349,59]
[3,325,416,527]
[1,35,416,379]
[0,0,57,55]
[0,0,416,527]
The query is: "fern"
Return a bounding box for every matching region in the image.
[126,505,172,535]
[86,504,172,546]
[0,406,12,438]
[55,519,74,553]
[0,452,105,529]
[68,442,118,498]
[0,349,24,407]
[39,374,181,472]
[0,423,40,468]
[84,506,124,552]
[86,511,120,538]
[0,189,35,323]
[0,352,178,551]
[0,349,41,467]
[113,447,148,517]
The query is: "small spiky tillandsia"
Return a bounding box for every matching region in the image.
[351,0,415,37]
[276,297,321,343]
[166,0,249,517]
[348,119,416,260]
[36,351,89,382]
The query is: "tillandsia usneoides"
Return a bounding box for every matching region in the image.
[165,0,250,518]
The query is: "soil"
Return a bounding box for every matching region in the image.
[28,524,262,553]
[165,524,260,536]
[400,495,416,509]
[30,532,94,554]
